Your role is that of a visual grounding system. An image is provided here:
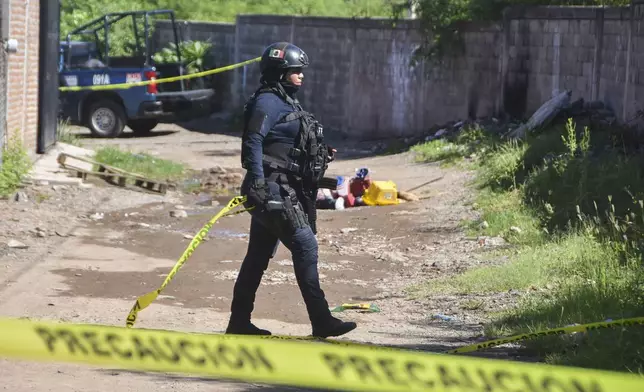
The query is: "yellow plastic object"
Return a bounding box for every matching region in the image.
[362,180,399,206]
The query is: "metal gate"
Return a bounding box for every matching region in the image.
[37,0,61,154]
[0,1,8,164]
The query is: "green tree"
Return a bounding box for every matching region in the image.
[403,0,631,65]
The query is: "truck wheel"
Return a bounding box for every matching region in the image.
[128,119,159,135]
[86,100,126,138]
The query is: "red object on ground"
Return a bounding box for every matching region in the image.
[345,192,356,207]
[350,178,371,197]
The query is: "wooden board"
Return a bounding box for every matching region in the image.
[57,152,169,194]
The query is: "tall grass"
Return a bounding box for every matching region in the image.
[412,117,644,373]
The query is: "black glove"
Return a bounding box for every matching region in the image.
[246,178,270,209]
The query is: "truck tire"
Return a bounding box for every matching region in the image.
[86,99,126,138]
[128,119,159,135]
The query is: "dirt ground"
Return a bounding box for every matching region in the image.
[0,124,520,391]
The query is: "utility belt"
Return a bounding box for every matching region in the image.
[262,170,312,233]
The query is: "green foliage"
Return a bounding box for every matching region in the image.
[411,117,644,372]
[153,40,214,74]
[0,134,33,198]
[61,0,396,57]
[402,0,631,65]
[411,123,498,167]
[93,146,186,182]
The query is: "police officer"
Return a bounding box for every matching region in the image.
[225,42,357,338]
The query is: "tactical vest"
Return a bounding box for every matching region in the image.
[244,83,330,190]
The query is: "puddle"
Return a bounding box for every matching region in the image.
[172,228,248,239]
[211,229,248,239]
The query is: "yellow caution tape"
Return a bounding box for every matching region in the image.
[125,195,247,328]
[59,57,261,92]
[1,316,644,392]
[445,316,644,354]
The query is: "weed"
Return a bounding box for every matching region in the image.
[93,146,186,182]
[409,116,644,373]
[57,119,82,146]
[0,133,32,198]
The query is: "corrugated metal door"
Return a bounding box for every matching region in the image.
[37,0,60,153]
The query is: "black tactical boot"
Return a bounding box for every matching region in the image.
[225,319,272,335]
[311,316,357,338]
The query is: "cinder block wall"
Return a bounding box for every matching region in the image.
[153,4,644,140]
[5,0,40,155]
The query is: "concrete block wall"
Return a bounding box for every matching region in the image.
[153,4,644,140]
[153,20,236,109]
[4,0,40,155]
[231,16,503,139]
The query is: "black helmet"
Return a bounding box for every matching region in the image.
[260,42,309,75]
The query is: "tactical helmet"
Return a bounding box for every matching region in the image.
[259,42,309,75]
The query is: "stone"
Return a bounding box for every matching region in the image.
[209,166,227,174]
[170,210,188,218]
[13,191,28,202]
[196,193,214,206]
[7,239,28,249]
[480,221,490,229]
[510,226,522,234]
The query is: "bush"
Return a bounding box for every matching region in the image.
[0,135,33,198]
[410,116,644,373]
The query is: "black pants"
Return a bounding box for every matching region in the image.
[229,179,333,326]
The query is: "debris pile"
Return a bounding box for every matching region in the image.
[316,167,419,210]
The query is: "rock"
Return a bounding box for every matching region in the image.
[7,239,28,249]
[13,191,28,202]
[209,166,227,174]
[480,221,489,229]
[196,192,214,206]
[434,129,447,138]
[52,185,66,192]
[89,212,104,220]
[378,251,408,263]
[174,205,186,210]
[340,227,358,234]
[478,236,507,247]
[170,210,188,218]
[510,226,522,234]
[183,234,193,239]
[137,223,151,228]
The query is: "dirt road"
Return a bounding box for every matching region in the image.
[0,125,497,391]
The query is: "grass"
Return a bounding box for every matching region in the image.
[0,133,33,198]
[57,119,83,147]
[411,117,644,374]
[93,146,187,182]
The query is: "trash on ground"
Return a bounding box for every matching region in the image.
[433,314,456,322]
[316,167,418,210]
[330,303,381,313]
[505,90,572,139]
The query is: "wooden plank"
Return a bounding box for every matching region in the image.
[57,152,169,194]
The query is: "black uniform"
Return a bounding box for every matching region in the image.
[225,42,357,338]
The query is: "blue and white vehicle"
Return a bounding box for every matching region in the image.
[58,9,215,138]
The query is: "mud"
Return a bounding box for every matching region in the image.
[0,125,528,392]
